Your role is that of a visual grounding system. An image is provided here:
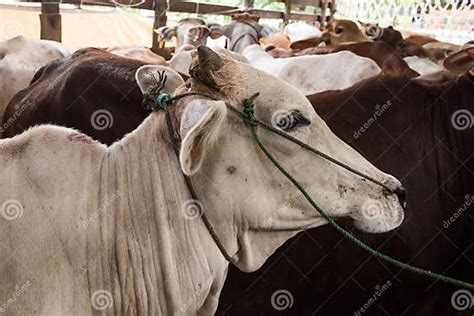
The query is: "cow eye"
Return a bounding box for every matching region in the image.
[273,110,311,131]
[335,27,344,34]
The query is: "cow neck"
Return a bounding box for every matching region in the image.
[91,112,228,315]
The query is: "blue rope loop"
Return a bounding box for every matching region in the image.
[242,93,260,128]
[155,93,172,111]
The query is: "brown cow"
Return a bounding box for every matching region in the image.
[320,19,370,44]
[218,53,474,316]
[1,48,150,145]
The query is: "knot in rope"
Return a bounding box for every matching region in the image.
[242,93,260,128]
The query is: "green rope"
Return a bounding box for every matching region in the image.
[148,78,474,290]
[240,96,474,290]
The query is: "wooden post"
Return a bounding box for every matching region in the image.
[40,0,61,42]
[283,0,291,26]
[244,0,254,9]
[152,0,170,58]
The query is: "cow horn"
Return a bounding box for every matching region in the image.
[189,46,224,88]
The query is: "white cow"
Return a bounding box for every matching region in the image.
[0,47,404,315]
[403,56,444,77]
[106,46,167,65]
[0,36,70,123]
[242,44,381,95]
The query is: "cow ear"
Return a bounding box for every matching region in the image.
[189,46,224,88]
[188,25,211,41]
[154,26,177,41]
[208,23,225,39]
[180,99,227,175]
[135,65,185,95]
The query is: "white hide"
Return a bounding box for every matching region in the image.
[404,56,444,77]
[284,22,322,43]
[0,36,71,123]
[242,44,381,95]
[0,53,404,315]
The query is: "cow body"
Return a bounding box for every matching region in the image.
[268,42,418,78]
[0,36,70,123]
[219,73,474,315]
[243,44,381,94]
[0,48,405,315]
[0,119,227,315]
[2,48,149,145]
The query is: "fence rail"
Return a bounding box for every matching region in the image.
[31,0,335,51]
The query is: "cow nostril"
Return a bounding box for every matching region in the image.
[394,186,407,210]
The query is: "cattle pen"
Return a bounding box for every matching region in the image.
[1,0,473,315]
[27,0,335,54]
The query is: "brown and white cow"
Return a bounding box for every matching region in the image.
[0,36,70,123]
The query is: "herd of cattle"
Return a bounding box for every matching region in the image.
[0,12,473,316]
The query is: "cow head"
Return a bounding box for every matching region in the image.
[319,19,370,45]
[359,22,383,40]
[137,46,406,272]
[208,13,264,53]
[155,18,219,51]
